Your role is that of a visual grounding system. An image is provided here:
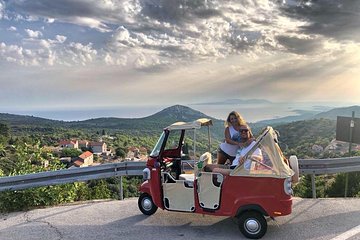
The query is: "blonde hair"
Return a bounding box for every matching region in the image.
[224,111,247,127]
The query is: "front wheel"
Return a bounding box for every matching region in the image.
[238,211,267,239]
[138,193,158,215]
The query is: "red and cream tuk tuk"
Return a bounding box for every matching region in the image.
[138,118,299,239]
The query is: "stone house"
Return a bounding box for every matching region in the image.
[74,151,93,167]
[90,141,107,154]
[59,140,79,149]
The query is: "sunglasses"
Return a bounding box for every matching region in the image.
[240,129,249,133]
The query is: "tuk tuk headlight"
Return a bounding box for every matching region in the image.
[284,177,293,195]
[143,168,151,181]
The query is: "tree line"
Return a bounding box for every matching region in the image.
[0,118,359,212]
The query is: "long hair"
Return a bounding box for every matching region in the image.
[225,111,247,127]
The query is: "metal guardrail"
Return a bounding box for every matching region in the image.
[0,161,145,192]
[0,157,359,198]
[298,156,360,198]
[299,156,360,174]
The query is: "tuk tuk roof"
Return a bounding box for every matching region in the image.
[165,118,213,131]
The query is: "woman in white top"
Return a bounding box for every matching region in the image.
[205,125,257,173]
[217,111,248,164]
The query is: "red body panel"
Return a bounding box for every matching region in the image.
[216,176,291,217]
[189,176,291,217]
[140,166,292,217]
[139,167,165,210]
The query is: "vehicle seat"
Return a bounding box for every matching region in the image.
[179,152,212,181]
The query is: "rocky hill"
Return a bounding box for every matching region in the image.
[0,105,224,138]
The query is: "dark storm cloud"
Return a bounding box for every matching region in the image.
[139,0,221,23]
[280,0,360,42]
[5,0,128,31]
[8,0,100,18]
[277,35,323,54]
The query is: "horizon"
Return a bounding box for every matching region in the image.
[1,101,359,123]
[1,1,360,111]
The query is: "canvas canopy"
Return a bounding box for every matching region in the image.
[165,118,213,131]
[231,126,294,178]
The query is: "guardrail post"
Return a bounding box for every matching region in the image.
[311,174,316,199]
[345,111,355,197]
[119,176,123,200]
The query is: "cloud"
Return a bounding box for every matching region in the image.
[139,0,221,23]
[280,0,360,42]
[67,16,111,32]
[0,42,25,65]
[1,35,98,66]
[0,1,4,19]
[4,0,324,70]
[25,28,43,38]
[7,0,134,32]
[66,42,97,65]
[2,0,360,82]
[46,18,55,23]
[276,35,323,54]
[7,26,17,31]
[55,35,67,43]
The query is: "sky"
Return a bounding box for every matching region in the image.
[0,0,360,120]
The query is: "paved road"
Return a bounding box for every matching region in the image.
[0,197,359,240]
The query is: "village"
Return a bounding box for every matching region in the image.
[46,139,149,168]
[50,137,360,169]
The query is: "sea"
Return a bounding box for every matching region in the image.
[1,101,352,123]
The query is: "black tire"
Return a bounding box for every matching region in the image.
[138,193,158,215]
[238,211,267,239]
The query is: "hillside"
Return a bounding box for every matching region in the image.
[72,105,220,129]
[0,113,64,126]
[313,105,360,120]
[1,104,358,140]
[274,118,336,150]
[143,105,212,121]
[0,105,225,138]
[252,105,360,130]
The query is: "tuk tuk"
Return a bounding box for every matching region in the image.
[138,118,299,239]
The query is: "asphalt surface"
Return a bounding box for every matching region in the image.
[0,197,359,240]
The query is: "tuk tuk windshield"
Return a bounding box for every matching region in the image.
[231,127,294,178]
[150,132,165,157]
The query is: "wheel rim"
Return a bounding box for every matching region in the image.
[142,198,152,211]
[244,219,261,235]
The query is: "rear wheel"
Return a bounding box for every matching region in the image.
[138,193,158,215]
[238,211,267,239]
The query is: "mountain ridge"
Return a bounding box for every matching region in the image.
[0,105,223,137]
[313,105,360,120]
[1,105,359,131]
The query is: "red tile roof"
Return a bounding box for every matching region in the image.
[73,160,84,167]
[79,151,93,159]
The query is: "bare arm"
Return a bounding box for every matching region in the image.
[224,127,240,146]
